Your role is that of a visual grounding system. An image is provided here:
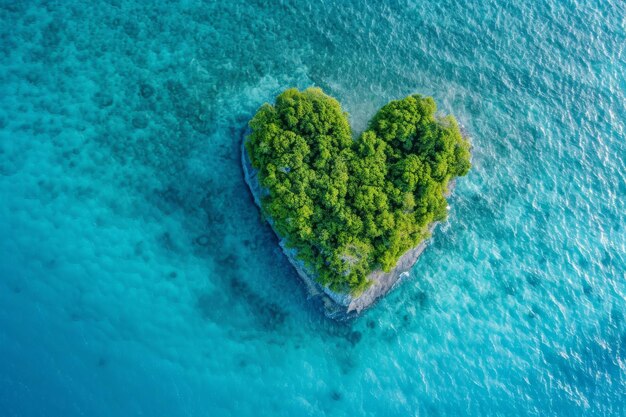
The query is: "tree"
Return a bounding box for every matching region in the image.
[246,88,471,294]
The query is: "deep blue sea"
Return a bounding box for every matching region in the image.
[1,1,625,416]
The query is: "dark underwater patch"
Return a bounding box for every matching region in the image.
[165,79,213,134]
[93,91,114,108]
[526,304,542,320]
[131,113,149,129]
[526,272,541,287]
[228,276,288,331]
[412,290,429,309]
[139,83,155,99]
[153,185,184,215]
[195,247,289,332]
[330,390,342,401]
[347,330,362,346]
[158,232,178,252]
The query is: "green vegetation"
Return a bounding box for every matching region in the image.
[246,88,471,294]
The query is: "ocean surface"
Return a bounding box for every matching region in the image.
[1,1,625,416]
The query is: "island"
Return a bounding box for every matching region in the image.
[242,88,471,318]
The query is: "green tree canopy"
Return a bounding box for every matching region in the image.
[246,87,471,294]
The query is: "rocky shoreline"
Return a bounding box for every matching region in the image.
[241,131,452,319]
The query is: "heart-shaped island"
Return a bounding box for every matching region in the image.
[242,88,471,318]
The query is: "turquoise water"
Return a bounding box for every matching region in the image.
[1,0,625,415]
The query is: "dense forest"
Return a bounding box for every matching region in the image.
[246,88,471,294]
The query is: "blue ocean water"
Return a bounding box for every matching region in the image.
[1,0,625,415]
